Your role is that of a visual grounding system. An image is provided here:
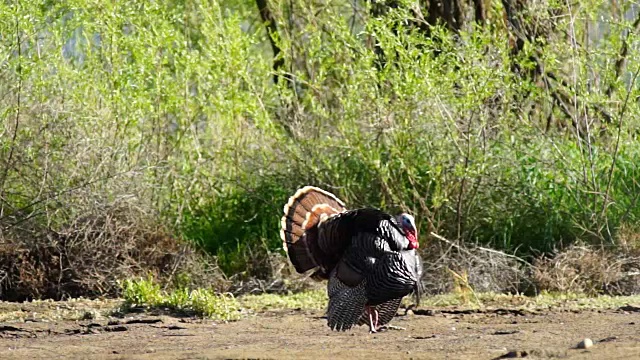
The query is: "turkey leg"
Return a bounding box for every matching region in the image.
[366,306,379,333]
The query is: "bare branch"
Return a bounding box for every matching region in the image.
[600,65,640,231]
[0,15,22,220]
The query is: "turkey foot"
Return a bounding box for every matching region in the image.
[377,324,406,331]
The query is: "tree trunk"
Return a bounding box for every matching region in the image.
[255,0,286,85]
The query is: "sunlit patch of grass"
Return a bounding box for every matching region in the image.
[120,275,165,306]
[120,276,242,321]
[120,277,327,318]
[119,276,640,321]
[238,289,328,312]
[239,289,640,314]
[2,287,637,324]
[417,291,640,311]
[0,298,123,322]
[238,288,640,314]
[526,291,640,310]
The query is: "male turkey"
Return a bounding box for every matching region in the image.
[280,186,423,333]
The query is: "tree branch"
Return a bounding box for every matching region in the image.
[255,0,286,85]
[601,65,640,225]
[0,15,22,220]
[606,10,640,97]
[501,0,613,128]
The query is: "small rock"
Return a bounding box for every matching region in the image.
[104,325,128,332]
[577,338,593,349]
[166,325,186,330]
[619,304,640,312]
[497,350,529,358]
[425,309,438,316]
[125,318,162,325]
[493,330,519,335]
[599,336,618,343]
[406,309,414,316]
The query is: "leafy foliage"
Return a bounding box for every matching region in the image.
[1,0,639,285]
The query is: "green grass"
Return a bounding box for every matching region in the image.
[119,277,640,322]
[418,291,640,311]
[1,287,637,323]
[1,288,638,324]
[239,290,328,312]
[120,276,327,318]
[120,276,242,321]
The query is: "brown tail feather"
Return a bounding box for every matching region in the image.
[280,186,347,274]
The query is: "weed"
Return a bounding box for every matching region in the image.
[448,269,481,306]
[120,277,242,321]
[120,275,164,307]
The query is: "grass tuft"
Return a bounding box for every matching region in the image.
[120,276,242,321]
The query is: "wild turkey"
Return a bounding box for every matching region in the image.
[280,186,423,333]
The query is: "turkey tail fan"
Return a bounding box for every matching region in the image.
[280,186,347,274]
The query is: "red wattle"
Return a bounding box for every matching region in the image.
[406,231,419,249]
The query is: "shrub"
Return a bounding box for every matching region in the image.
[0,202,225,301]
[532,244,640,296]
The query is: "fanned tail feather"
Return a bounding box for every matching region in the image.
[280,186,347,274]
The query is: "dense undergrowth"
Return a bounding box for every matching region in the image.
[1,0,640,300]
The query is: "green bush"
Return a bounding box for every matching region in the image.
[178,178,295,276]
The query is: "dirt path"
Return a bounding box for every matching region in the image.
[0,306,639,359]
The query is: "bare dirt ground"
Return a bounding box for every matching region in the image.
[0,300,639,360]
